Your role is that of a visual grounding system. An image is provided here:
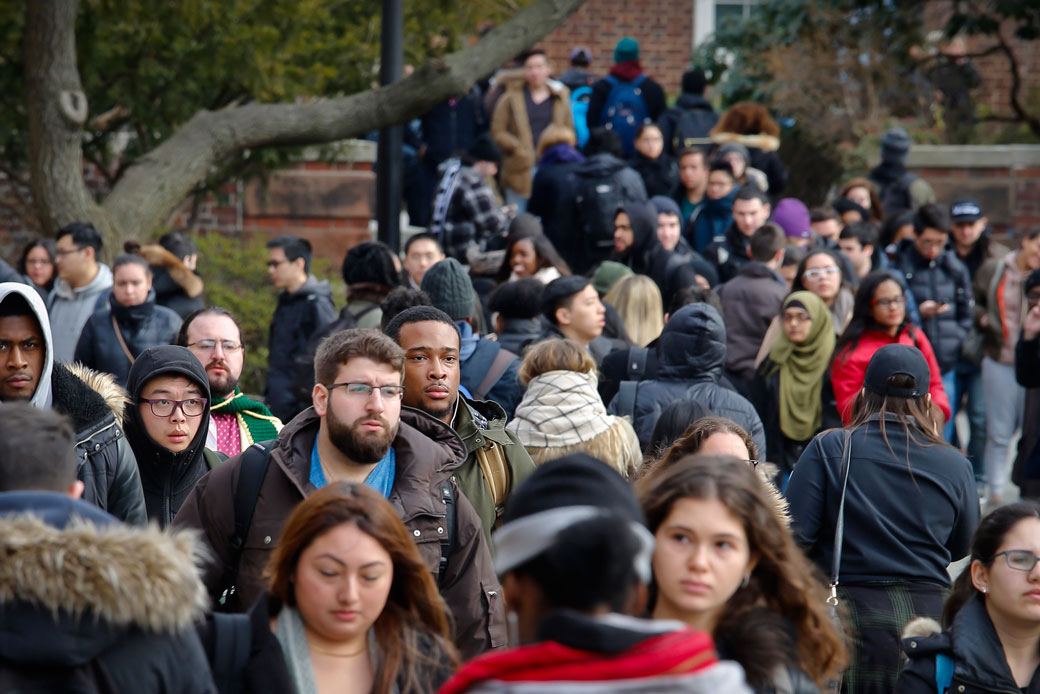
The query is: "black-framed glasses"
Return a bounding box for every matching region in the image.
[993,550,1040,572]
[186,339,243,353]
[326,382,405,399]
[871,297,907,309]
[139,397,208,417]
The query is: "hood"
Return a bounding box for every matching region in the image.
[614,200,660,274]
[538,143,585,166]
[657,303,726,379]
[0,493,208,665]
[110,287,159,324]
[675,93,714,111]
[124,345,211,486]
[0,282,54,409]
[575,152,627,179]
[51,263,113,302]
[54,362,128,430]
[710,132,780,153]
[281,275,333,304]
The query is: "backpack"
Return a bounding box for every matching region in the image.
[614,347,649,421]
[570,86,593,149]
[600,75,649,156]
[878,171,919,218]
[575,169,625,258]
[671,108,717,153]
[0,660,116,693]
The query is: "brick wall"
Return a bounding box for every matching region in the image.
[540,0,693,95]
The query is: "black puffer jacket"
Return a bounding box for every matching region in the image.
[51,362,147,526]
[607,303,766,454]
[897,595,1040,693]
[124,345,212,529]
[74,290,183,387]
[266,276,336,422]
[892,240,974,372]
[628,152,679,199]
[152,266,204,319]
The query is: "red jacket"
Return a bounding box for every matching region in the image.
[832,327,951,425]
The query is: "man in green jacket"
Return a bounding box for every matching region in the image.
[385,305,535,546]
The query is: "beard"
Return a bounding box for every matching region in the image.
[326,409,399,464]
[206,361,240,399]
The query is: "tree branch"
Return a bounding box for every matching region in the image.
[101,0,587,238]
[993,25,1040,138]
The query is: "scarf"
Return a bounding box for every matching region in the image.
[609,60,643,81]
[506,370,615,448]
[767,291,835,441]
[275,606,380,694]
[210,388,281,442]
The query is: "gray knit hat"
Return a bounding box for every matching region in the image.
[880,128,911,164]
[420,257,474,321]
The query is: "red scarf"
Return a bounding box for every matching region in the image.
[610,60,643,81]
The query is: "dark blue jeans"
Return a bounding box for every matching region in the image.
[942,361,986,481]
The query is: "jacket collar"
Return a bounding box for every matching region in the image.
[950,595,1036,690]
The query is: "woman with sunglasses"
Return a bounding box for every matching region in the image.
[831,270,950,425]
[898,502,1040,693]
[124,344,214,527]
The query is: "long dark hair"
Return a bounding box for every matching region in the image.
[833,270,914,367]
[848,373,947,450]
[943,501,1040,628]
[17,238,56,290]
[495,232,571,282]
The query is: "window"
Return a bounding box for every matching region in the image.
[693,0,759,46]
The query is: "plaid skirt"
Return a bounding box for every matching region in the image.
[837,581,945,694]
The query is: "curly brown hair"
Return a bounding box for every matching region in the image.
[711,102,781,138]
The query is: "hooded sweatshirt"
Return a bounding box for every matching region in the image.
[124,345,212,528]
[611,200,660,275]
[47,262,113,363]
[0,282,54,409]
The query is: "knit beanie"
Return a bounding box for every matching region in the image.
[468,133,502,165]
[508,212,543,238]
[614,37,639,63]
[717,142,751,164]
[880,128,911,165]
[650,195,681,219]
[420,258,475,321]
[771,198,812,240]
[590,261,633,297]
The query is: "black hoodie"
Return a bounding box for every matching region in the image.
[611,200,659,275]
[124,345,212,528]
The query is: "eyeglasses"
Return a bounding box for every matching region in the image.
[54,246,85,257]
[139,397,208,418]
[871,297,907,309]
[781,312,811,325]
[186,339,243,353]
[327,382,406,399]
[993,550,1040,572]
[266,259,287,269]
[24,259,52,266]
[802,266,840,283]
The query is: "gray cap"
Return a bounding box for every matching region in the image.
[420,258,474,321]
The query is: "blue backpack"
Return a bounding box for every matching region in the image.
[600,75,648,156]
[571,86,593,148]
[934,653,953,693]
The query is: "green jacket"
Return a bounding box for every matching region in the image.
[452,396,536,548]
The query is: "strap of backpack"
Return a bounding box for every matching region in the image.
[474,348,517,401]
[474,441,511,519]
[220,440,274,608]
[626,346,648,381]
[438,481,458,587]
[617,380,639,419]
[935,653,954,693]
[210,612,253,694]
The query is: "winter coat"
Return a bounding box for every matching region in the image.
[831,326,952,425]
[460,337,524,418]
[174,406,506,660]
[897,595,1040,693]
[556,153,649,274]
[952,229,1009,281]
[0,492,216,693]
[629,152,679,199]
[438,610,751,694]
[1014,335,1040,495]
[718,262,789,382]
[657,93,719,156]
[715,606,820,694]
[265,275,336,422]
[421,87,488,167]
[711,132,787,197]
[751,359,818,474]
[48,262,113,363]
[704,221,752,284]
[124,345,212,529]
[490,75,573,198]
[528,143,584,246]
[891,240,973,372]
[138,243,205,319]
[495,317,542,356]
[868,162,936,217]
[610,199,660,275]
[975,253,1027,363]
[607,302,766,455]
[451,397,536,547]
[74,290,183,387]
[787,416,978,586]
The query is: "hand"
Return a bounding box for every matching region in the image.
[694,274,710,290]
[1024,305,1040,341]
[919,300,950,318]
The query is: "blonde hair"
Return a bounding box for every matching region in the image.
[518,338,596,386]
[527,418,643,479]
[604,275,664,347]
[536,124,578,160]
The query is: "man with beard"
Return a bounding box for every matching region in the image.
[384,306,535,546]
[174,329,505,659]
[178,307,282,457]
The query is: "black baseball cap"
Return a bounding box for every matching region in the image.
[950,199,983,223]
[864,344,930,399]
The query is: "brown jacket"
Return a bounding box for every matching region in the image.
[173,406,507,659]
[490,75,572,198]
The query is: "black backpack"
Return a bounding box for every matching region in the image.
[878,171,919,218]
[671,108,716,153]
[575,170,625,258]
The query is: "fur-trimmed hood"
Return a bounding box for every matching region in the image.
[61,361,128,427]
[711,131,781,153]
[0,494,208,666]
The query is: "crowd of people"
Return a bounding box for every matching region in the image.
[3,36,1040,694]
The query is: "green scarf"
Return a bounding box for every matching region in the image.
[767,291,835,441]
[210,388,281,443]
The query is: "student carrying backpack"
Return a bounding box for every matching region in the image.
[570,85,593,149]
[600,75,649,156]
[586,38,667,159]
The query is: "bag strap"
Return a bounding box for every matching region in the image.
[828,429,855,606]
[474,348,517,401]
[110,314,135,364]
[220,440,274,608]
[210,612,253,694]
[626,346,649,381]
[438,481,457,587]
[617,380,639,420]
[935,653,954,694]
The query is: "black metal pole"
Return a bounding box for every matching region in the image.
[376,0,404,253]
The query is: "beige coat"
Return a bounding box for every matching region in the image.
[490,76,573,198]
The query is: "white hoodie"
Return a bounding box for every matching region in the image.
[0,282,54,409]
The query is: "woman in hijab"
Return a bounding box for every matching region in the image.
[124,344,214,528]
[752,291,835,479]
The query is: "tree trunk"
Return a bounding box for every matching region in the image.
[24,0,119,248]
[25,0,587,243]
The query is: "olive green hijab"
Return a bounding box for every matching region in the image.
[767,291,835,441]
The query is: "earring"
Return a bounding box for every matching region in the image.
[981,587,988,594]
[741,573,751,588]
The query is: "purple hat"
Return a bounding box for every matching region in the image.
[771,198,812,240]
